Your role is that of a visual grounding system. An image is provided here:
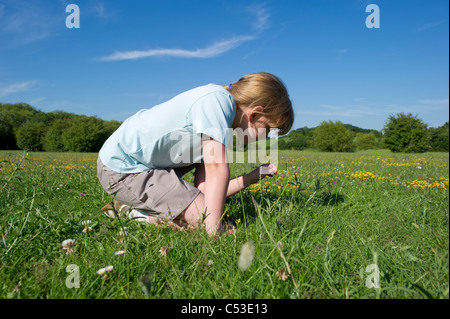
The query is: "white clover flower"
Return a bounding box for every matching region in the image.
[159,246,168,256]
[118,227,127,238]
[62,239,76,254]
[207,260,214,266]
[118,230,127,243]
[82,220,92,232]
[276,269,289,281]
[238,241,255,271]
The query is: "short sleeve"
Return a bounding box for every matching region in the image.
[188,91,236,146]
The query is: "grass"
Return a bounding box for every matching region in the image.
[0,149,448,299]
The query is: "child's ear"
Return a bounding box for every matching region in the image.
[253,106,264,113]
[249,106,264,122]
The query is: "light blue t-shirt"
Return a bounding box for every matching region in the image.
[99,84,236,173]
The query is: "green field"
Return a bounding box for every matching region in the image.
[0,149,448,299]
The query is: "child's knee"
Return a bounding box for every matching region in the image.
[180,193,205,227]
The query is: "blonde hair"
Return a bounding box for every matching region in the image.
[228,72,294,136]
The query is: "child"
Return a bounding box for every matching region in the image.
[97,72,294,236]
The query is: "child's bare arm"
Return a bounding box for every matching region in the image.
[195,163,278,197]
[202,138,230,236]
[226,163,278,197]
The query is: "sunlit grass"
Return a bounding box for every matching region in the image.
[0,149,448,299]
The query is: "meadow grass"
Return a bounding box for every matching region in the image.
[0,149,448,299]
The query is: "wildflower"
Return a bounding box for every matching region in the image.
[118,227,127,243]
[207,260,214,266]
[62,239,76,254]
[276,269,289,281]
[115,250,125,255]
[118,231,126,243]
[104,265,113,272]
[97,265,113,275]
[82,220,92,232]
[159,246,169,256]
[96,268,106,275]
[238,241,255,271]
[80,193,86,197]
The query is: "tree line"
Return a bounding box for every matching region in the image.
[278,113,448,153]
[0,103,121,152]
[1,103,448,153]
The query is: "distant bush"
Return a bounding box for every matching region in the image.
[15,122,47,151]
[383,113,431,153]
[313,120,355,152]
[355,132,377,150]
[43,119,67,152]
[278,131,308,150]
[1,103,121,152]
[0,102,37,149]
[62,116,110,152]
[429,122,449,152]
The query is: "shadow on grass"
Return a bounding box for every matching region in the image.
[320,193,345,206]
[225,191,345,225]
[226,188,346,224]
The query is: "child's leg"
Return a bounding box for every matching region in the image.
[172,192,205,229]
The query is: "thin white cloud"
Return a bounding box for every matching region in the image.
[0,1,60,49]
[248,3,270,33]
[0,81,37,98]
[320,104,342,111]
[97,36,255,61]
[0,0,115,50]
[415,98,449,112]
[417,98,449,106]
[297,109,378,118]
[332,49,349,54]
[97,3,269,62]
[415,20,446,32]
[94,1,106,18]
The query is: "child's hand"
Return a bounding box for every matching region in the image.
[248,163,278,184]
[259,163,278,178]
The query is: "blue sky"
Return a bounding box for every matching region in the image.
[0,0,448,131]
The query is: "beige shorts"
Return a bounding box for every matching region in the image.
[97,157,200,220]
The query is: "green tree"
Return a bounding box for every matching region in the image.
[103,120,121,137]
[429,122,449,152]
[43,119,67,152]
[0,121,15,150]
[62,116,109,152]
[278,130,308,150]
[313,120,354,152]
[383,113,431,153]
[0,103,37,149]
[356,132,377,150]
[15,122,47,151]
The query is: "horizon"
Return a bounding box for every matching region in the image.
[0,0,448,132]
